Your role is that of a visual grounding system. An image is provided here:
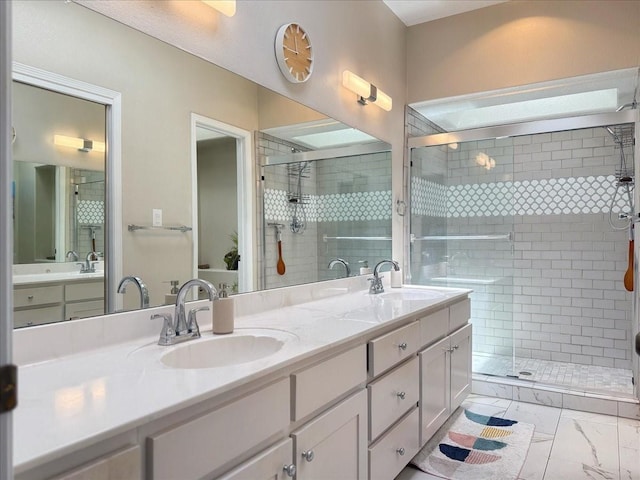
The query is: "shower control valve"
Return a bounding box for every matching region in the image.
[619,213,640,223]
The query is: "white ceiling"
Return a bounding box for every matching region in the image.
[383,0,509,26]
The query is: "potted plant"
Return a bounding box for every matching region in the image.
[223,231,240,270]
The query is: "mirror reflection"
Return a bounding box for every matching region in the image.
[195,129,240,293]
[261,140,392,290]
[12,0,391,328]
[12,80,106,327]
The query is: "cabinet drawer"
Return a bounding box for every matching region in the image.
[218,438,293,480]
[65,300,105,320]
[14,305,63,328]
[419,308,448,349]
[368,407,420,480]
[149,378,290,480]
[14,284,63,308]
[368,356,418,442]
[449,298,470,332]
[368,321,419,377]
[65,281,104,301]
[292,345,366,421]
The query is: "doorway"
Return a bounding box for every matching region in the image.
[190,114,254,293]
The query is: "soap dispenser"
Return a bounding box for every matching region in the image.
[359,260,372,276]
[164,280,179,304]
[212,283,234,334]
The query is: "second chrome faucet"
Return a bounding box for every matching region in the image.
[152,279,218,346]
[369,260,400,294]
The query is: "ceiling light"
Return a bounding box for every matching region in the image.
[54,135,105,153]
[202,0,236,17]
[342,70,392,111]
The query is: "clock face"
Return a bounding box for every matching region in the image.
[275,23,314,83]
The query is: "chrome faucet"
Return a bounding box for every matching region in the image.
[328,258,351,278]
[65,250,79,262]
[77,251,100,273]
[369,259,400,294]
[117,276,150,309]
[152,279,218,346]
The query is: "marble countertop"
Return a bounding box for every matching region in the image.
[13,270,105,285]
[14,282,470,473]
[13,262,105,286]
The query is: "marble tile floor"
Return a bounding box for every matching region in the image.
[396,394,640,480]
[473,352,634,397]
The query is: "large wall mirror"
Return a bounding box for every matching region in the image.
[11,0,391,328]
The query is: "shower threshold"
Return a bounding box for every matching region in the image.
[473,352,634,398]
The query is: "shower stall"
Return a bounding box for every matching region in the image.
[408,109,640,400]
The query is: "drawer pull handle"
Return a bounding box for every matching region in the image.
[302,450,314,462]
[398,342,408,350]
[397,447,406,456]
[283,464,297,477]
[27,295,34,300]
[453,345,459,350]
[397,391,406,400]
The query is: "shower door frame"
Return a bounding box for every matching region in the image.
[407,108,640,399]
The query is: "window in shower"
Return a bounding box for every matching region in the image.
[409,119,637,399]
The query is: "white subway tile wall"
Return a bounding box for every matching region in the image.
[410,117,634,374]
[257,132,392,289]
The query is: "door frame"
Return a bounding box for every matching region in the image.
[0,2,13,477]
[634,109,640,399]
[190,114,255,293]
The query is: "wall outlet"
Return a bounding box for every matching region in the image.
[152,209,162,227]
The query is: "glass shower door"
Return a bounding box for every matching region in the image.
[409,139,516,378]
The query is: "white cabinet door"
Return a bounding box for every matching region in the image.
[50,446,140,480]
[449,324,472,412]
[218,439,295,480]
[418,336,450,445]
[292,389,367,480]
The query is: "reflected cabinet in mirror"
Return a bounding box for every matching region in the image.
[12,0,391,328]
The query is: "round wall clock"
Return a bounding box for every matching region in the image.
[275,23,314,83]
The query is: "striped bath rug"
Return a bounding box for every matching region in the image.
[411,409,535,480]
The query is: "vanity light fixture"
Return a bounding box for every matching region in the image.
[201,0,236,17]
[342,70,392,112]
[54,134,106,153]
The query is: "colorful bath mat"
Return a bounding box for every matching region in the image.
[411,409,534,480]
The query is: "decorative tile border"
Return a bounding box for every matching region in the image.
[411,177,448,217]
[264,188,392,222]
[412,175,631,218]
[76,199,104,224]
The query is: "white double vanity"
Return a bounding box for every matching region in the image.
[13,277,471,480]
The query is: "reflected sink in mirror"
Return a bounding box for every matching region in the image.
[160,329,298,369]
[13,262,105,285]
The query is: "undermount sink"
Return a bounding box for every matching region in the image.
[160,329,297,369]
[371,289,447,301]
